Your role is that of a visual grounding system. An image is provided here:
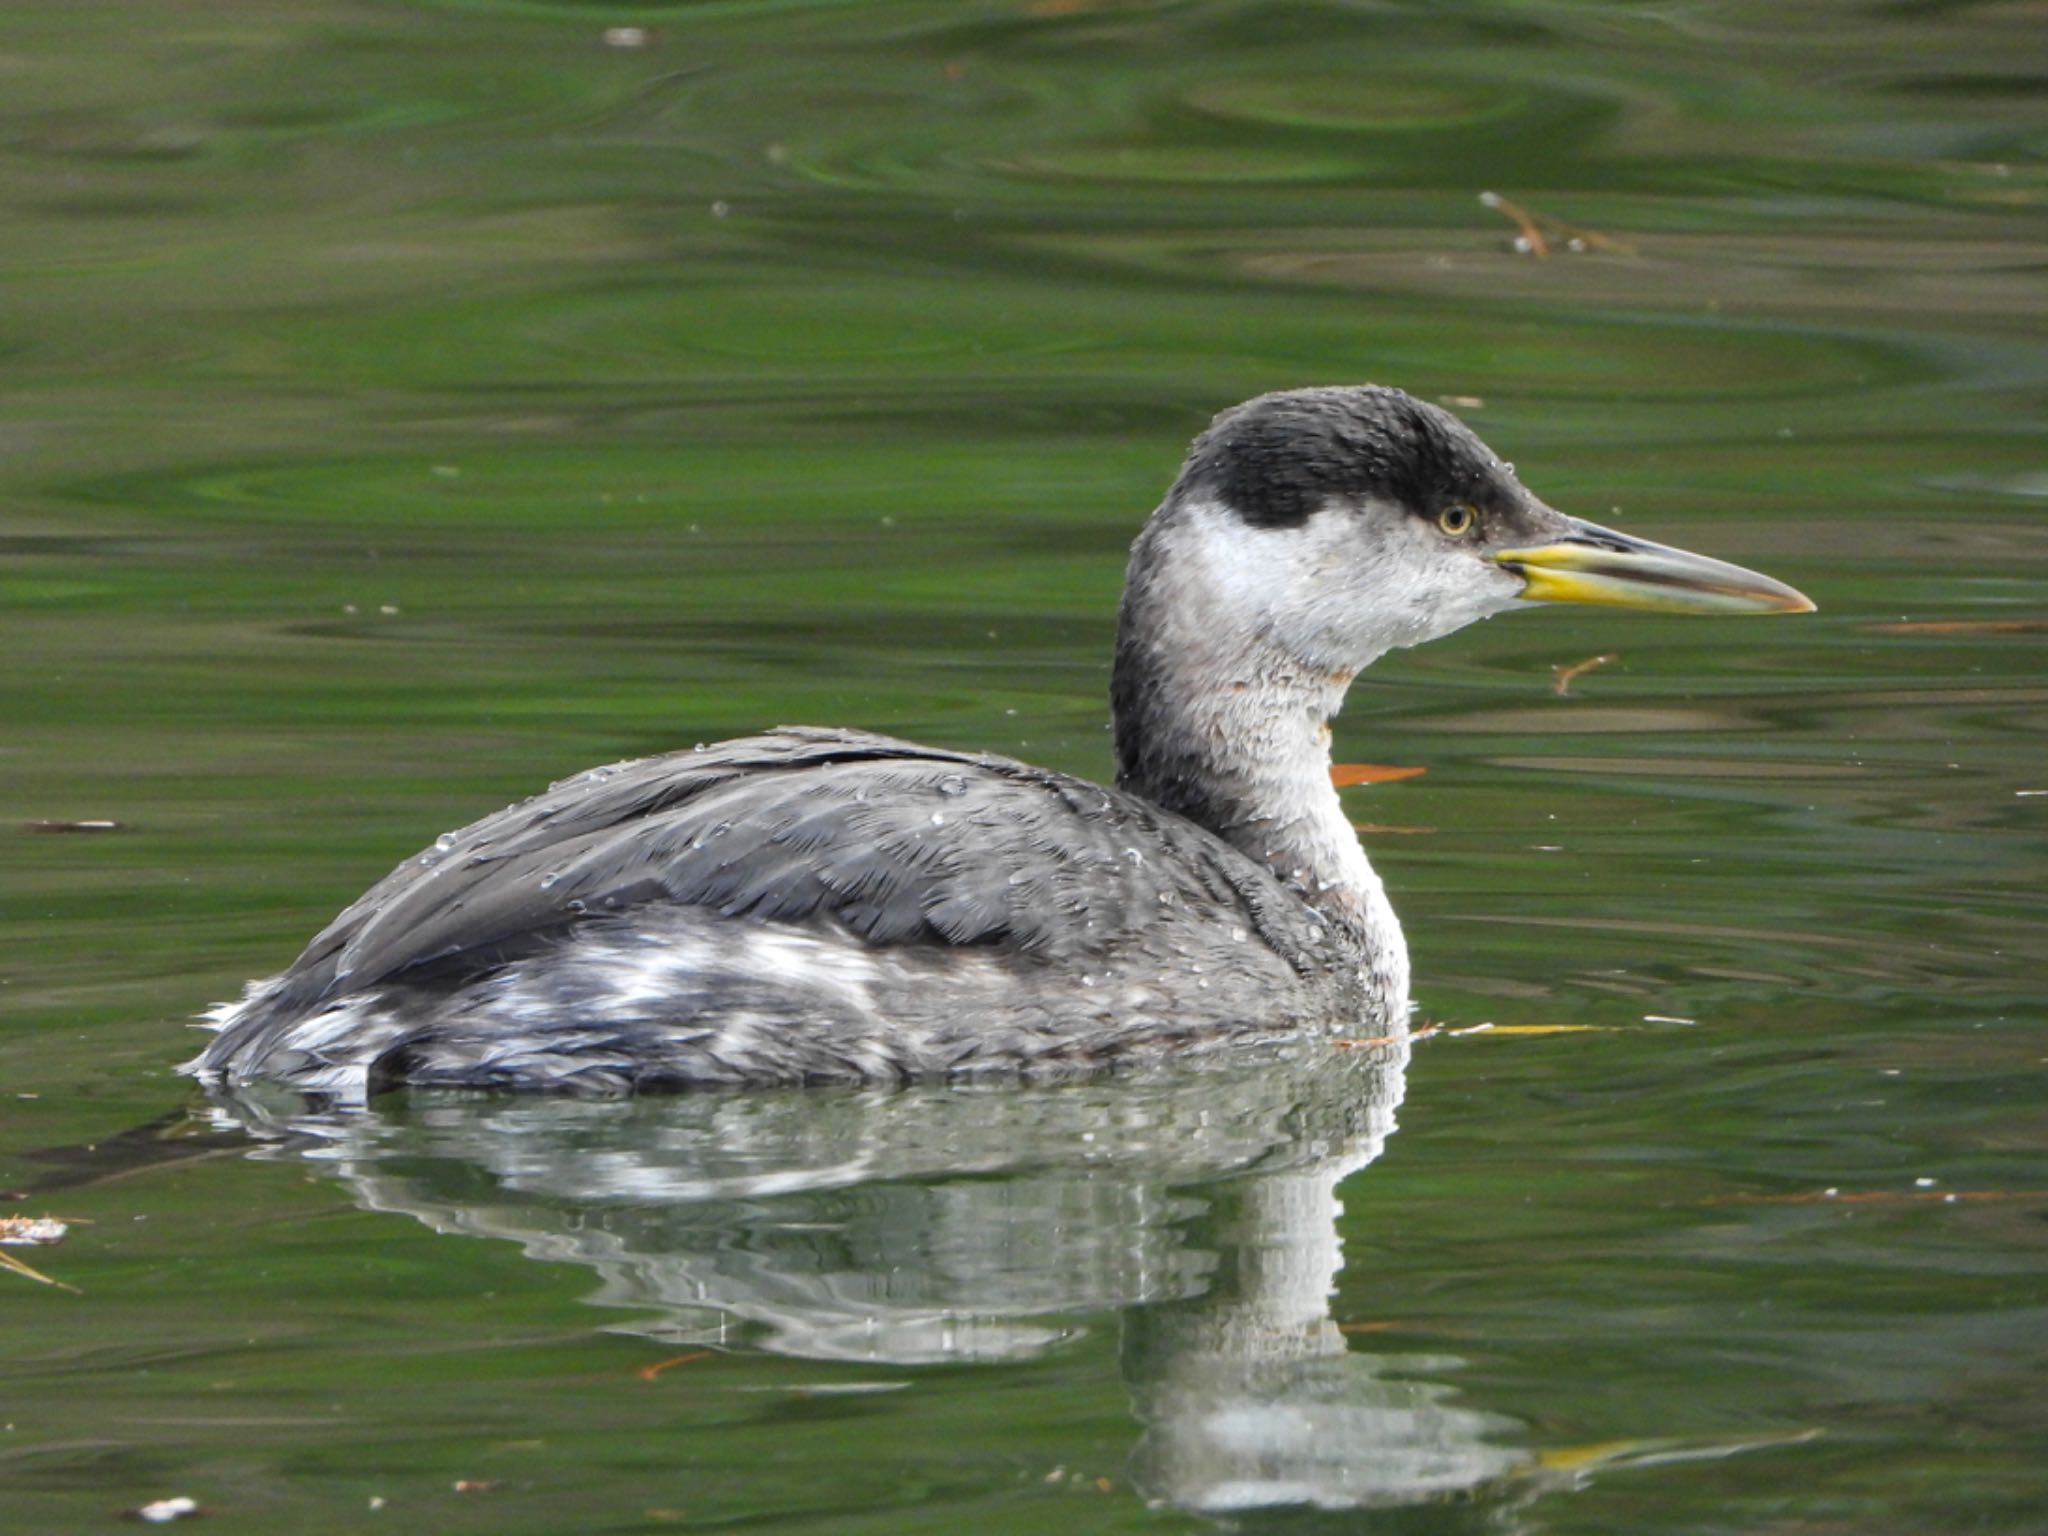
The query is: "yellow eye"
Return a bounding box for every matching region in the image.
[1437,503,1477,537]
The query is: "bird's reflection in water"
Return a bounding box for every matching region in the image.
[206,1038,1538,1522]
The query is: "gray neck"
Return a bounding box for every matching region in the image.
[1111,500,1407,991]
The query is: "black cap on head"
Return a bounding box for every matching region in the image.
[1172,385,1508,529]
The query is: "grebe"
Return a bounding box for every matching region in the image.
[189,386,1812,1099]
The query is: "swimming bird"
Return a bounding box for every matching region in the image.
[188,386,1813,1099]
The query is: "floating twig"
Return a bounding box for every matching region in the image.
[1,1247,80,1293]
[1332,1021,1441,1050]
[1864,618,2048,635]
[637,1350,714,1381]
[1552,652,1617,696]
[1338,1020,1620,1047]
[1330,763,1427,786]
[1453,1023,1608,1036]
[1480,191,1634,257]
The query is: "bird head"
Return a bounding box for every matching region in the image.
[1160,385,1813,674]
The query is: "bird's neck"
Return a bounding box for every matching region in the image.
[1110,505,1407,993]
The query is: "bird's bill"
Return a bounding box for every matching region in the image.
[1491,517,1815,615]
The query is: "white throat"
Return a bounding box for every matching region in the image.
[1113,498,1439,1000]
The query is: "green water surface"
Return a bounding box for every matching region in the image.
[4,1,2046,1531]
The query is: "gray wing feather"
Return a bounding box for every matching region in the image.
[232,728,1300,1037]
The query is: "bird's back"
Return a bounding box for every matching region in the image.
[192,728,1358,1097]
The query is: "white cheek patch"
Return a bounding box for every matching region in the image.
[1348,515,1525,650]
[1170,497,1523,670]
